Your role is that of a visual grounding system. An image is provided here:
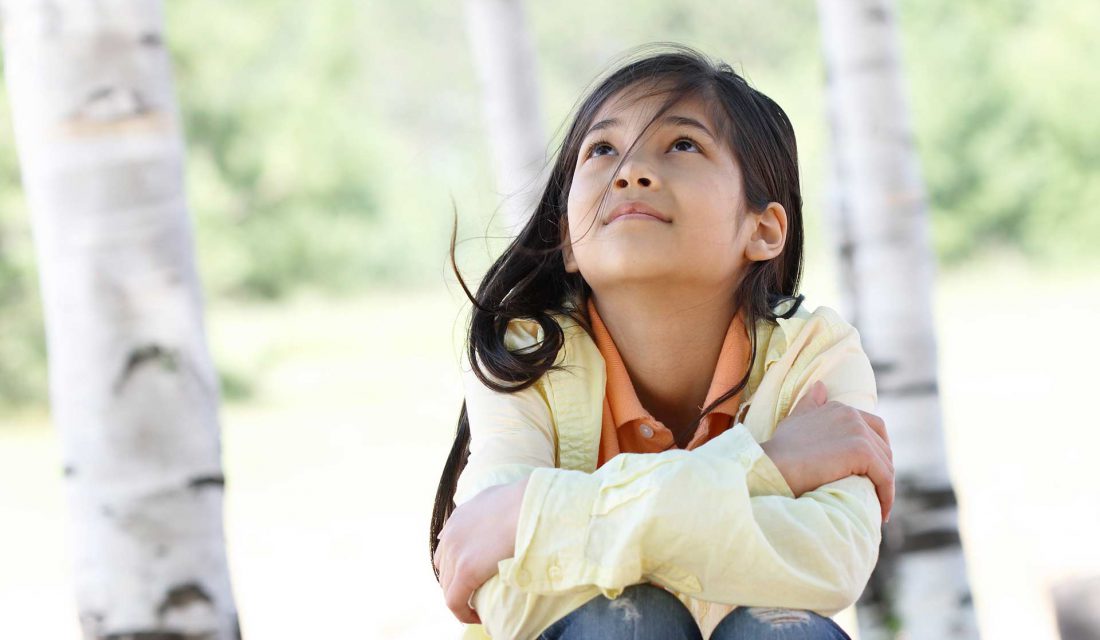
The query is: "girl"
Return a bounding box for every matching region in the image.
[430,45,894,640]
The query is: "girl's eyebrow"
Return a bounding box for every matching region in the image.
[584,115,716,141]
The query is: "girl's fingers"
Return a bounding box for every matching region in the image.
[857,411,892,465]
[462,593,479,624]
[880,461,895,522]
[859,410,891,452]
[860,440,895,523]
[444,577,480,624]
[865,421,893,471]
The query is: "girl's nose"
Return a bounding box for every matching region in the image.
[613,155,658,190]
[615,175,651,188]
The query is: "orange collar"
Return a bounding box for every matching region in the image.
[586,298,751,429]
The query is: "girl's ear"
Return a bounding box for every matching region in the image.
[744,202,788,262]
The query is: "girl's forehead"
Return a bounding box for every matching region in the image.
[590,85,716,133]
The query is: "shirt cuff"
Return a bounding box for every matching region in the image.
[710,424,796,499]
[746,442,796,499]
[499,465,629,595]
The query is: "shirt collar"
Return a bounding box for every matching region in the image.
[586,297,751,429]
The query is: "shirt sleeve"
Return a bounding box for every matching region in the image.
[454,339,607,640]
[453,342,792,639]
[496,317,882,617]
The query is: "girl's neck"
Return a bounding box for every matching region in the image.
[589,285,738,441]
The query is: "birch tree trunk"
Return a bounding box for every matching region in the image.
[816,1,978,638]
[463,0,548,235]
[1,1,240,637]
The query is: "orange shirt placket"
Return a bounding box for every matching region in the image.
[586,299,752,469]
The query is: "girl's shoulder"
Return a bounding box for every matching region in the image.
[501,299,860,380]
[768,297,852,336]
[756,298,863,376]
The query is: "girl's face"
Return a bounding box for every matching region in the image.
[563,84,782,298]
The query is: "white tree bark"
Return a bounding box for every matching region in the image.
[1,1,239,637]
[816,1,978,638]
[463,0,548,236]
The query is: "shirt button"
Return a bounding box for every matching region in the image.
[515,569,532,587]
[549,564,562,581]
[639,423,655,438]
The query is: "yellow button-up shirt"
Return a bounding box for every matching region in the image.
[452,298,882,639]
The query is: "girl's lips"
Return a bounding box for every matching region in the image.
[606,201,670,224]
[610,213,665,223]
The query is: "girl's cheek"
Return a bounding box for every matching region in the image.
[567,197,601,227]
[572,167,609,191]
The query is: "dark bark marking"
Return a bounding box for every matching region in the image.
[114,344,181,394]
[63,464,76,477]
[188,474,225,490]
[869,359,896,375]
[878,380,940,397]
[865,5,890,23]
[140,32,163,47]
[838,240,855,260]
[899,528,961,553]
[99,585,221,638]
[1053,574,1100,640]
[75,86,152,124]
[156,582,213,619]
[959,590,972,607]
[897,486,959,512]
[104,633,214,640]
[885,483,964,552]
[897,483,958,510]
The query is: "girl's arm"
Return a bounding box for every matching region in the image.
[495,316,881,612]
[451,326,796,639]
[452,353,605,640]
[454,311,882,639]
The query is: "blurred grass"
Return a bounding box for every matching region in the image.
[1,256,1098,638]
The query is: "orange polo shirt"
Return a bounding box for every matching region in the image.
[587,298,752,469]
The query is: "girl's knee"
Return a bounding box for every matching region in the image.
[710,606,851,640]
[539,583,702,640]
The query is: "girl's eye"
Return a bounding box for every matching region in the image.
[585,140,615,159]
[671,137,701,153]
[585,134,704,159]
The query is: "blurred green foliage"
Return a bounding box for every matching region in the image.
[902,0,1100,263]
[1,0,1097,409]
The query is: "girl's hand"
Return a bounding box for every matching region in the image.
[433,477,530,624]
[760,381,895,522]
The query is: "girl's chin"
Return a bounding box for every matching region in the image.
[579,263,734,291]
[578,268,679,288]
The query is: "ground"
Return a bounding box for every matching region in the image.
[1,257,1096,638]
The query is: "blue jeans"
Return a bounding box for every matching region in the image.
[537,583,851,639]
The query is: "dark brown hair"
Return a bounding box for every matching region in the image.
[430,43,805,580]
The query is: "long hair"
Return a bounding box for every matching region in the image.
[430,43,805,580]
